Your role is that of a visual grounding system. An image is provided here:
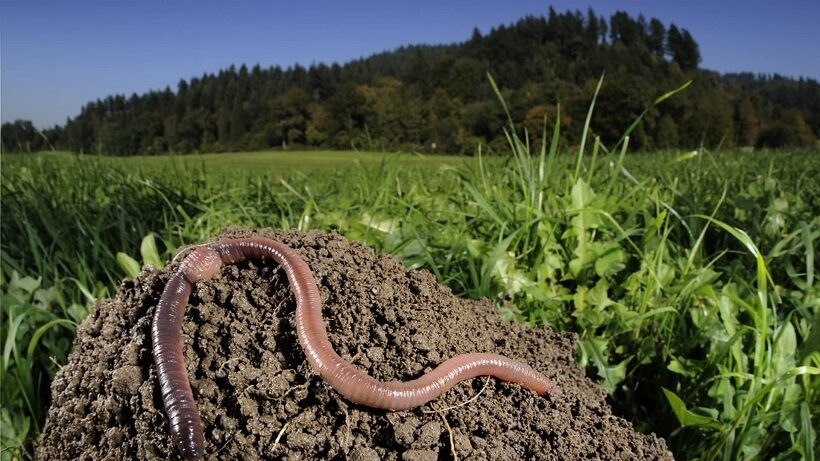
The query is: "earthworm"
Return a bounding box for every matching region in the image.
[152,237,561,460]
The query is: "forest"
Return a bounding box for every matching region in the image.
[2,8,818,154]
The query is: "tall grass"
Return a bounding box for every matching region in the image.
[1,85,817,460]
[450,77,818,459]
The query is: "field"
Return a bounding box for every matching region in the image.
[2,135,818,459]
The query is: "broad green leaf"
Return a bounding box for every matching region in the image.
[9,272,41,295]
[661,387,722,430]
[360,212,399,234]
[579,337,627,393]
[773,322,797,377]
[668,358,697,377]
[481,232,516,277]
[464,238,484,258]
[587,279,614,311]
[568,256,587,278]
[492,251,533,295]
[778,383,801,433]
[536,251,564,282]
[116,252,141,279]
[67,303,90,323]
[570,178,599,228]
[655,261,675,287]
[710,378,737,420]
[716,294,738,336]
[568,178,601,275]
[140,233,164,269]
[592,241,625,278]
[574,284,618,328]
[0,408,29,452]
[763,196,789,236]
[32,286,57,309]
[740,427,764,458]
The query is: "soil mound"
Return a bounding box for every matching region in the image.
[36,228,672,460]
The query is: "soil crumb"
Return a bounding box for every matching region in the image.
[36,228,673,460]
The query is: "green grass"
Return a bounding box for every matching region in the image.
[29,149,468,174]
[1,97,817,460]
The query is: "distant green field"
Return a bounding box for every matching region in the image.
[29,149,470,174]
[1,145,817,461]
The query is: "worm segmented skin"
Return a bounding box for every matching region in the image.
[152,237,561,460]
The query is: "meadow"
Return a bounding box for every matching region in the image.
[2,122,818,458]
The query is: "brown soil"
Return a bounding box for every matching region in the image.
[36,228,673,460]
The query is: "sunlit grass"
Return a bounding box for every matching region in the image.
[1,92,817,460]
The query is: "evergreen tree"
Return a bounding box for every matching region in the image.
[647,19,666,57]
[585,8,600,45]
[679,30,702,70]
[667,24,701,71]
[1,120,43,152]
[26,8,816,155]
[610,11,642,47]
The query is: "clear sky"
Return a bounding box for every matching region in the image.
[2,0,818,128]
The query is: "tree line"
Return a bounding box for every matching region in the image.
[3,8,818,155]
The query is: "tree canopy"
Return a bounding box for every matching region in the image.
[3,9,817,154]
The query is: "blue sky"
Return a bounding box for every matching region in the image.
[2,0,818,128]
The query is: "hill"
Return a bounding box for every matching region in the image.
[3,8,818,154]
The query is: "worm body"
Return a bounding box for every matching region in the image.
[152,237,561,460]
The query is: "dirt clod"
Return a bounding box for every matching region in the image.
[36,228,673,460]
